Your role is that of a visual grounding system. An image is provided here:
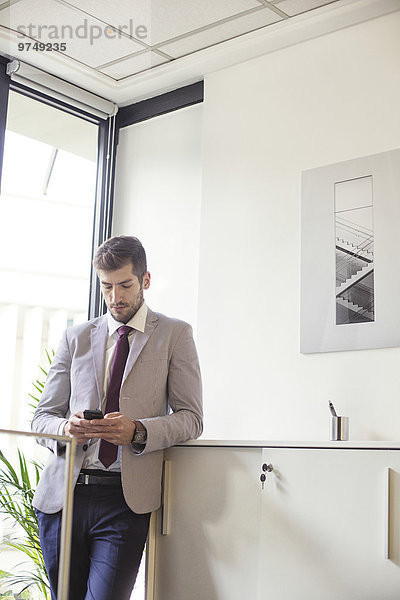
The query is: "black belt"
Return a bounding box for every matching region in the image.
[76,469,122,486]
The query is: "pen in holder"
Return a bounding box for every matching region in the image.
[328,402,349,441]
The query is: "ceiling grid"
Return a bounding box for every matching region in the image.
[0,0,338,80]
[0,0,397,104]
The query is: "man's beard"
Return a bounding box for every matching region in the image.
[110,292,144,323]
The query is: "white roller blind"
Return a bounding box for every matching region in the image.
[8,60,117,119]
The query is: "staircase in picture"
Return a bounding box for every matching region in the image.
[335,216,374,325]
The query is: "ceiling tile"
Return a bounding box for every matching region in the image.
[0,0,145,67]
[161,7,282,58]
[0,0,22,12]
[99,51,169,80]
[59,0,153,48]
[272,0,337,17]
[62,0,264,46]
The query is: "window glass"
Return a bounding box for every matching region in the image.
[0,91,98,433]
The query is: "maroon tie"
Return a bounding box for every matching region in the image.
[99,325,133,468]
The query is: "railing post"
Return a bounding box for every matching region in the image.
[58,436,76,600]
[0,429,76,600]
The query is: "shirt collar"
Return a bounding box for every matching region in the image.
[106,302,148,337]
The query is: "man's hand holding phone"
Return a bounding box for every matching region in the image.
[64,409,103,444]
[64,409,136,446]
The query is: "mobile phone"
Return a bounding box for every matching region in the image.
[83,409,104,420]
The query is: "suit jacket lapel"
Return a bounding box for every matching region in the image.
[122,308,158,384]
[90,315,108,404]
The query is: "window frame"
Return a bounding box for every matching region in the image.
[116,80,204,130]
[0,58,10,187]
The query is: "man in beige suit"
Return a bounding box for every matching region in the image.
[32,235,203,600]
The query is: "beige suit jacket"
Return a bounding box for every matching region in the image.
[32,307,203,514]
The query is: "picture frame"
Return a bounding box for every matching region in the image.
[300,149,400,353]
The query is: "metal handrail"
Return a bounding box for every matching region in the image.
[335,215,373,238]
[336,231,373,248]
[336,213,374,276]
[0,428,76,600]
[336,239,373,265]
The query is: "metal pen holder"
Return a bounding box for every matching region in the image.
[330,416,349,441]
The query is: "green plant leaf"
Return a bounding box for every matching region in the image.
[0,571,13,579]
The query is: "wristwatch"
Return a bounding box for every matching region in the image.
[132,420,147,444]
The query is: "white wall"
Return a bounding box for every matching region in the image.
[112,10,400,442]
[198,10,400,441]
[112,104,203,330]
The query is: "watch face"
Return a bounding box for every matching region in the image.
[134,430,147,444]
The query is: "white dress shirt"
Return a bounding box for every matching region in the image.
[82,302,148,471]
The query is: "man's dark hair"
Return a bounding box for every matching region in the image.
[93,236,147,282]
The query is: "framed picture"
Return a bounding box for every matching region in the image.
[300,149,400,353]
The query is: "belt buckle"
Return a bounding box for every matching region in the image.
[84,474,90,485]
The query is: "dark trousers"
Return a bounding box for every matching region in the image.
[36,483,151,600]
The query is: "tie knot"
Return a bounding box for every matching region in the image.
[117,325,133,338]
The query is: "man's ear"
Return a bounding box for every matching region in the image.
[142,272,151,290]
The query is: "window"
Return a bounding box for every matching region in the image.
[0,90,98,432]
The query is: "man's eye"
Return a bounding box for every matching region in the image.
[122,285,132,289]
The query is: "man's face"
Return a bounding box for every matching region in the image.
[97,263,151,324]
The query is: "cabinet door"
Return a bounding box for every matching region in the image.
[258,448,400,600]
[149,446,262,600]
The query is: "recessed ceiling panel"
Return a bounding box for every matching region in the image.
[0,0,145,67]
[161,7,282,58]
[99,50,170,80]
[0,0,359,105]
[63,0,263,46]
[59,0,153,48]
[272,0,337,16]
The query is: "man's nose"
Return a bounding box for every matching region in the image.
[110,286,121,303]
